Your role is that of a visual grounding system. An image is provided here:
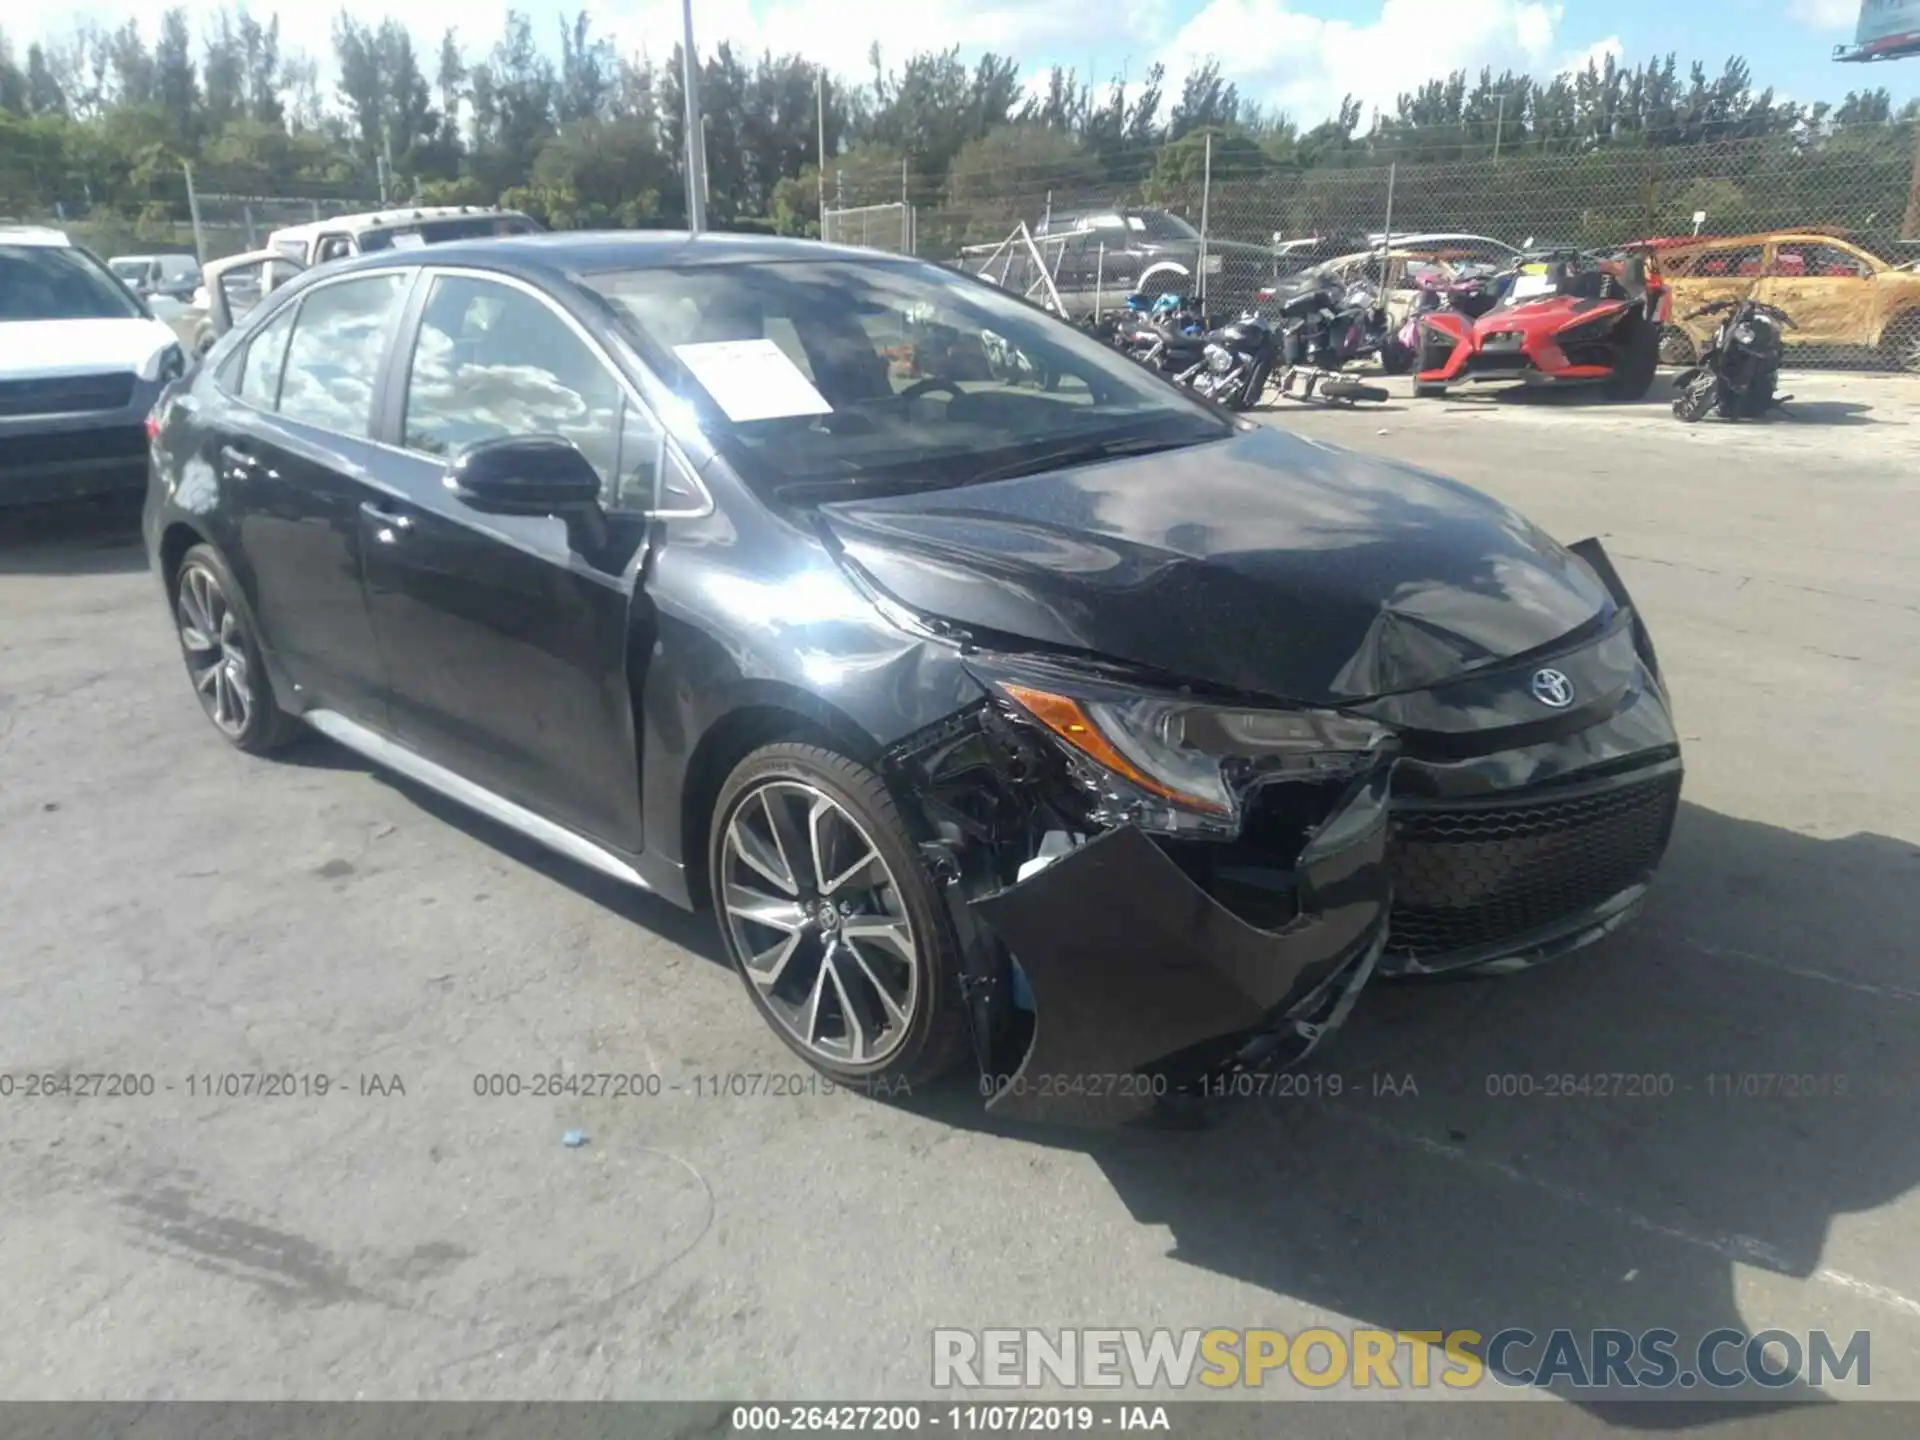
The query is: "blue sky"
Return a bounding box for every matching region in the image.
[27,0,1920,121]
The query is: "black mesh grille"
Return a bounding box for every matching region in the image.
[1385,770,1680,962]
[0,371,134,418]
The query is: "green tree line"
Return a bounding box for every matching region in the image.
[2,10,1915,255]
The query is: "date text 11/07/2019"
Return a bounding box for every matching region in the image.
[730,1405,1170,1432]
[0,1072,406,1099]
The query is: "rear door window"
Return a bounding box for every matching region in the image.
[235,303,297,410]
[276,274,409,437]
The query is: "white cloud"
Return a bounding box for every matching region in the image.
[1560,34,1625,76]
[1787,0,1858,30]
[1161,0,1572,128]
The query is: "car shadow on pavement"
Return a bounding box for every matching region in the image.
[910,799,1920,1423]
[0,497,148,575]
[1776,401,1879,427]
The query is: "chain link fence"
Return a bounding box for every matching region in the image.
[822,201,917,255]
[936,123,1920,372]
[2,160,387,267]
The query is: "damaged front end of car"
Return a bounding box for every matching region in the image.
[884,657,1398,1127]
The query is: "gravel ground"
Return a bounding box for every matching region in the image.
[1,368,1916,1420]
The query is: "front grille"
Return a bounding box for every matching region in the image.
[0,371,135,418]
[1385,769,1680,962]
[1467,351,1531,373]
[0,423,148,478]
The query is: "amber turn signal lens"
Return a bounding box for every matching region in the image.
[997,682,1226,813]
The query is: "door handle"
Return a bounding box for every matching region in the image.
[360,500,415,543]
[218,443,259,475]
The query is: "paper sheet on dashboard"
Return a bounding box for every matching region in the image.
[673,338,833,423]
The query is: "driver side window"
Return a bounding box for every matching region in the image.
[402,275,658,512]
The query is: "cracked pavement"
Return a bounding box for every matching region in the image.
[1,370,1918,1411]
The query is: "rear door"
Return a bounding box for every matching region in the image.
[209,270,413,723]
[357,269,661,850]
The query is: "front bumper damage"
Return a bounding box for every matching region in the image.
[889,703,1394,1128]
[971,771,1390,1126]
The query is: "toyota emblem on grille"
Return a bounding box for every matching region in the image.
[1531,668,1575,708]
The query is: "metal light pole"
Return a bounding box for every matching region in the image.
[816,68,827,236]
[680,0,707,233]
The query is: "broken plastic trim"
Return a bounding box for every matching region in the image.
[969,764,1393,1127]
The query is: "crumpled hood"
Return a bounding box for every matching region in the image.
[0,318,178,381]
[820,425,1614,705]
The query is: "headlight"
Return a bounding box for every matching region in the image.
[1204,343,1234,374]
[149,343,187,383]
[1732,323,1756,345]
[976,662,1394,832]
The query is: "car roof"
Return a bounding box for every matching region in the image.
[305,229,915,278]
[0,225,73,247]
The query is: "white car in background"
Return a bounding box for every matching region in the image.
[0,227,186,506]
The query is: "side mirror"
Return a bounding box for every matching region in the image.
[445,436,603,516]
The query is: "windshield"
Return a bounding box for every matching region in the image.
[0,246,146,321]
[586,258,1230,495]
[110,259,151,282]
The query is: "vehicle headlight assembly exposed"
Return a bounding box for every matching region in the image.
[973,662,1394,833]
[147,342,188,384]
[1204,343,1235,374]
[1732,322,1756,345]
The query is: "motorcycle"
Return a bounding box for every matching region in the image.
[1671,298,1794,422]
[1112,292,1208,372]
[1173,312,1280,411]
[1267,276,1391,372]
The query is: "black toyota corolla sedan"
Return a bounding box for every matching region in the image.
[144,232,1681,1125]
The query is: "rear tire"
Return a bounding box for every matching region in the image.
[1379,340,1415,375]
[708,743,971,1090]
[1604,316,1661,401]
[171,543,302,755]
[1881,312,1920,375]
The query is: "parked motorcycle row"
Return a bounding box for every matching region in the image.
[1080,246,1793,424]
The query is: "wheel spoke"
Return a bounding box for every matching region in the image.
[841,913,913,963]
[226,660,251,727]
[729,809,798,896]
[802,960,830,1049]
[745,928,807,990]
[824,949,871,1063]
[842,940,911,1029]
[723,883,807,935]
[194,661,219,695]
[760,790,814,893]
[810,796,882,897]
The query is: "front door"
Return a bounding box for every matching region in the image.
[358,271,661,851]
[1752,240,1876,349]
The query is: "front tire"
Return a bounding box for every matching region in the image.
[709,743,970,1088]
[172,543,301,754]
[1604,315,1661,401]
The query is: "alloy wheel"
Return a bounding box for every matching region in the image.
[719,780,919,1068]
[176,563,253,737]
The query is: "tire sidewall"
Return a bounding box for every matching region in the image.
[708,744,966,1086]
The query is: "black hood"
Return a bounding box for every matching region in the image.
[819,425,1614,705]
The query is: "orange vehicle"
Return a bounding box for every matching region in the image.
[1654,231,1920,371]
